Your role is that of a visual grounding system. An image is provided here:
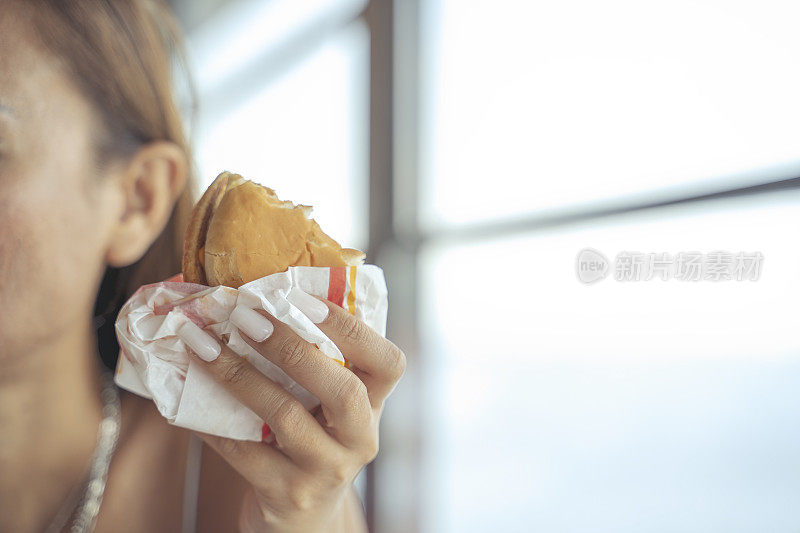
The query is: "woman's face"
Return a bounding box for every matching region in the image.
[0,7,124,361]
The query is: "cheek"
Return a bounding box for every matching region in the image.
[0,26,120,355]
[0,193,52,353]
[0,177,109,353]
[0,198,30,297]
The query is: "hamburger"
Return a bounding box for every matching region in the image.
[182,171,365,288]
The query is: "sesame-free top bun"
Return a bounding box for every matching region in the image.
[182,171,365,288]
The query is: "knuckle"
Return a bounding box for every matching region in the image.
[337,377,370,414]
[272,398,304,431]
[341,316,369,345]
[277,337,307,369]
[286,480,314,512]
[386,345,407,380]
[221,358,249,386]
[252,497,280,526]
[330,462,353,486]
[361,437,379,463]
[327,309,349,333]
[239,491,275,528]
[217,437,243,458]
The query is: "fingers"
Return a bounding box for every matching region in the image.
[200,432,365,529]
[196,431,296,487]
[312,298,406,407]
[197,432,355,506]
[180,324,339,467]
[232,310,375,448]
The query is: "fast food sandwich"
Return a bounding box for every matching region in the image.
[182,171,365,288]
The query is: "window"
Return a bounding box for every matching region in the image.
[417,190,800,531]
[388,1,800,532]
[420,0,800,227]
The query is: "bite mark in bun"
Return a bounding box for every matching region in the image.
[182,172,365,288]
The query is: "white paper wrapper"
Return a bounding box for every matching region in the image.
[114,265,388,441]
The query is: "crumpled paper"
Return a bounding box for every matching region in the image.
[114,265,388,441]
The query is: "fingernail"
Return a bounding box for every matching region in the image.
[230,305,274,342]
[288,288,329,324]
[178,321,221,362]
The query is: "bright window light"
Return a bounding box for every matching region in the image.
[421,0,800,228]
[419,190,800,532]
[192,23,369,250]
[187,0,367,95]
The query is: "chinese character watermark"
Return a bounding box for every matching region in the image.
[576,248,762,284]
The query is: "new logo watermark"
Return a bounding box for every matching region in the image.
[575,248,610,284]
[575,249,763,284]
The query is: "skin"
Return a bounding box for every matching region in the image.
[0,3,404,532]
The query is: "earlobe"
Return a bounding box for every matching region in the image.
[105,141,188,267]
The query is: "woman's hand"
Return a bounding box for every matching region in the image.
[190,295,406,532]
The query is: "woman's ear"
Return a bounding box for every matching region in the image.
[105,141,187,267]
